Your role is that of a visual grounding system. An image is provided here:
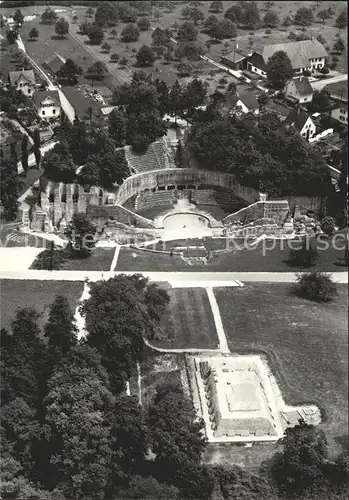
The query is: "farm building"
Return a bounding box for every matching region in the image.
[221,50,248,71]
[246,40,327,78]
[43,53,66,76]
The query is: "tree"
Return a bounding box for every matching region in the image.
[175,140,185,168]
[308,89,331,113]
[209,1,223,13]
[0,158,22,221]
[181,5,192,19]
[282,15,292,27]
[21,134,29,172]
[57,58,83,85]
[31,245,66,270]
[41,142,76,183]
[101,41,111,53]
[54,18,69,39]
[81,275,169,393]
[94,2,118,27]
[120,56,128,67]
[86,61,108,81]
[87,23,104,44]
[1,308,44,406]
[147,383,206,471]
[29,27,39,40]
[287,237,319,268]
[6,28,18,44]
[293,271,338,302]
[41,7,57,24]
[321,216,336,236]
[109,53,119,64]
[204,14,219,32]
[335,9,347,29]
[117,475,179,500]
[242,1,260,30]
[121,23,140,42]
[317,34,326,46]
[209,19,237,40]
[137,17,150,31]
[294,7,314,26]
[257,92,269,109]
[224,4,244,24]
[189,7,205,25]
[42,344,114,498]
[65,213,96,258]
[110,28,118,38]
[175,41,204,61]
[178,21,198,42]
[266,50,293,89]
[151,27,172,50]
[136,45,155,66]
[272,421,329,496]
[333,37,345,54]
[72,14,78,24]
[32,128,41,167]
[263,11,279,27]
[13,9,24,26]
[45,295,78,361]
[317,9,330,24]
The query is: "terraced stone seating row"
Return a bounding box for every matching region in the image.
[209,416,277,438]
[192,189,246,213]
[135,190,177,211]
[125,139,175,174]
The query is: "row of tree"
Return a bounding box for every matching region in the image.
[1,273,348,499]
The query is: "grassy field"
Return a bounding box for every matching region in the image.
[116,233,346,272]
[215,283,348,458]
[155,287,218,349]
[59,247,115,271]
[0,279,84,333]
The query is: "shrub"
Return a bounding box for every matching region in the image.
[320,66,330,74]
[110,53,119,62]
[265,29,272,34]
[31,246,67,270]
[321,216,336,236]
[303,70,311,76]
[287,238,319,268]
[219,77,227,84]
[293,272,338,302]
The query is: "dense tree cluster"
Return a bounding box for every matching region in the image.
[43,119,128,189]
[0,157,23,221]
[225,1,260,29]
[187,111,332,197]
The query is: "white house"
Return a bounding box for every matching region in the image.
[231,92,260,115]
[9,69,36,97]
[284,108,316,141]
[284,76,313,104]
[247,40,327,78]
[33,90,61,121]
[331,105,348,124]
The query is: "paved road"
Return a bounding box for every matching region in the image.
[311,73,348,91]
[0,270,347,283]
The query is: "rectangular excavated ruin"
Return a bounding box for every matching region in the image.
[187,355,321,443]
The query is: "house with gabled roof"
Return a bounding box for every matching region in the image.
[33,90,61,121]
[246,40,327,79]
[8,69,36,97]
[285,76,313,104]
[284,107,316,141]
[331,105,348,125]
[43,53,66,76]
[230,92,260,115]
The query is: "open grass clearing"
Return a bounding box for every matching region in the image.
[215,283,348,458]
[155,287,218,349]
[116,233,346,272]
[0,279,83,333]
[59,247,115,271]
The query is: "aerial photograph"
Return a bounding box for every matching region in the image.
[0,0,347,499]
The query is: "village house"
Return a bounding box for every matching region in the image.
[33,90,61,122]
[284,108,316,141]
[8,69,36,97]
[246,40,327,78]
[43,53,66,77]
[221,50,248,71]
[284,76,313,104]
[331,105,348,125]
[230,92,260,115]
